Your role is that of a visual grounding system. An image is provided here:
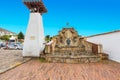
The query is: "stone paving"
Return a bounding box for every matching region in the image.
[0,58,120,80]
[0,50,31,73]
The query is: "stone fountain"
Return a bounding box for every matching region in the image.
[43,28,108,63]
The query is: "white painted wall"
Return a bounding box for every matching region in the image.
[87,32,120,62]
[23,13,45,57]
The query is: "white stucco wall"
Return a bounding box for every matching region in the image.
[23,13,45,57]
[87,31,120,62]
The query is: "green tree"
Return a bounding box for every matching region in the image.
[45,35,52,42]
[0,35,10,41]
[18,32,24,39]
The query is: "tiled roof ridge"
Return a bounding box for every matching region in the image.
[0,27,16,35]
[87,30,120,38]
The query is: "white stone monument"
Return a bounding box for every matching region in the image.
[22,0,47,57]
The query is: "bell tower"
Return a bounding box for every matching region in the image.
[22,0,47,57]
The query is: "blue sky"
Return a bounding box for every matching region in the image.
[0,0,120,36]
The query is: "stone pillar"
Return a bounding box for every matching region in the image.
[46,45,51,53]
[23,13,45,57]
[98,44,103,53]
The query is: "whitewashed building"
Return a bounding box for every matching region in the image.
[87,30,120,62]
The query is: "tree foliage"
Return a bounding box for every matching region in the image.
[18,32,24,39]
[0,35,10,41]
[45,35,52,42]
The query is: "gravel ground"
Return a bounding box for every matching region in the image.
[0,50,31,73]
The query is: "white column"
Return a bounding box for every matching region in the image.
[23,13,45,57]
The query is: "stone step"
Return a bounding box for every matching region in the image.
[45,55,101,63]
[53,52,94,56]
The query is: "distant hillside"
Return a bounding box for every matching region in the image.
[0,27,17,36]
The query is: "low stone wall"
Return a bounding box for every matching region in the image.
[45,55,101,63]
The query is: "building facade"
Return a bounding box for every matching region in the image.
[87,30,120,62]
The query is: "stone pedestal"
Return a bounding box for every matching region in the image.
[23,13,45,57]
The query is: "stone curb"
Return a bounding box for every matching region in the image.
[0,58,32,74]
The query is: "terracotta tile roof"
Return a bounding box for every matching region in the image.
[0,27,17,35]
[87,30,120,38]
